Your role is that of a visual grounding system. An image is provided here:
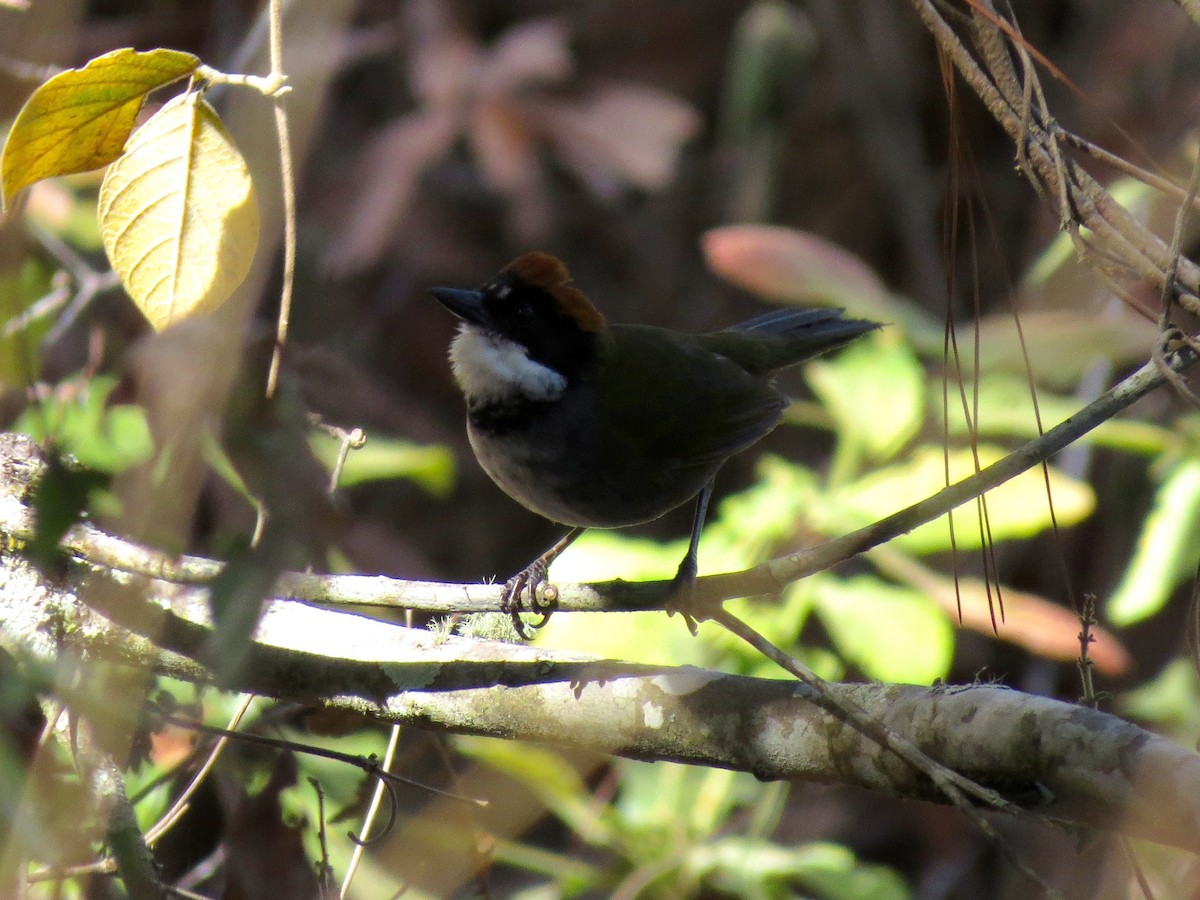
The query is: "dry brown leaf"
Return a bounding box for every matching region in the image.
[330,2,698,271]
[405,0,479,109]
[703,224,892,309]
[539,84,701,199]
[872,548,1131,676]
[469,98,539,193]
[478,17,572,94]
[943,577,1131,677]
[325,111,459,275]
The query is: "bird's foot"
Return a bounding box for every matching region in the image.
[501,559,557,639]
[665,555,719,636]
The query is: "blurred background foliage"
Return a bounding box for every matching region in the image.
[4,0,1200,896]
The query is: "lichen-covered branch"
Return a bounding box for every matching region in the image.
[0,479,1196,850]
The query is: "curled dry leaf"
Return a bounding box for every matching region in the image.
[934,576,1130,676]
[324,111,460,276]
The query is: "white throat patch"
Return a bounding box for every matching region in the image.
[449,325,567,403]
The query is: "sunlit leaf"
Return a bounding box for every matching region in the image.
[810,576,953,684]
[307,430,456,495]
[535,531,716,664]
[938,373,1175,456]
[691,837,909,900]
[703,456,821,566]
[616,761,751,842]
[969,310,1158,388]
[822,445,1094,553]
[1118,658,1200,732]
[15,374,153,473]
[807,333,924,464]
[98,91,259,330]
[2,47,199,205]
[1108,458,1200,626]
[0,259,53,386]
[457,736,616,845]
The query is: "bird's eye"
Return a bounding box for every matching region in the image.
[515,304,534,320]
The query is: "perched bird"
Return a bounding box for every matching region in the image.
[432,252,877,632]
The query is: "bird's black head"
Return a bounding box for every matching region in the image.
[431,253,605,379]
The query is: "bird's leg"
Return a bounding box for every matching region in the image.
[667,478,717,635]
[502,527,582,637]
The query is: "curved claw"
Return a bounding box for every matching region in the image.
[502,561,554,639]
[499,529,580,638]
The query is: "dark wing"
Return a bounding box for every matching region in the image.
[599,326,787,474]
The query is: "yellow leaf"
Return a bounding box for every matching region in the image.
[98,92,259,330]
[1,47,199,206]
[824,445,1095,553]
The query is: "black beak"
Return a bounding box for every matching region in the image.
[430,287,487,326]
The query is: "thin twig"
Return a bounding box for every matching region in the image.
[264,0,297,398]
[144,694,256,845]
[340,725,402,898]
[159,715,487,808]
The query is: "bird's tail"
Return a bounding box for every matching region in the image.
[717,308,880,376]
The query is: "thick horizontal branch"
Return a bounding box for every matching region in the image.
[0,546,1197,852]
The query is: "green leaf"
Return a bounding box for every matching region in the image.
[457,736,617,847]
[534,532,714,664]
[0,259,54,386]
[1118,657,1200,732]
[99,91,259,330]
[968,311,1158,388]
[15,374,153,473]
[691,838,910,900]
[307,431,455,495]
[811,576,953,683]
[719,1,816,144]
[2,48,199,206]
[703,455,820,568]
[823,445,1094,553]
[807,332,924,465]
[1107,458,1200,626]
[938,374,1175,456]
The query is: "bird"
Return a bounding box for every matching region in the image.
[431,252,878,634]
